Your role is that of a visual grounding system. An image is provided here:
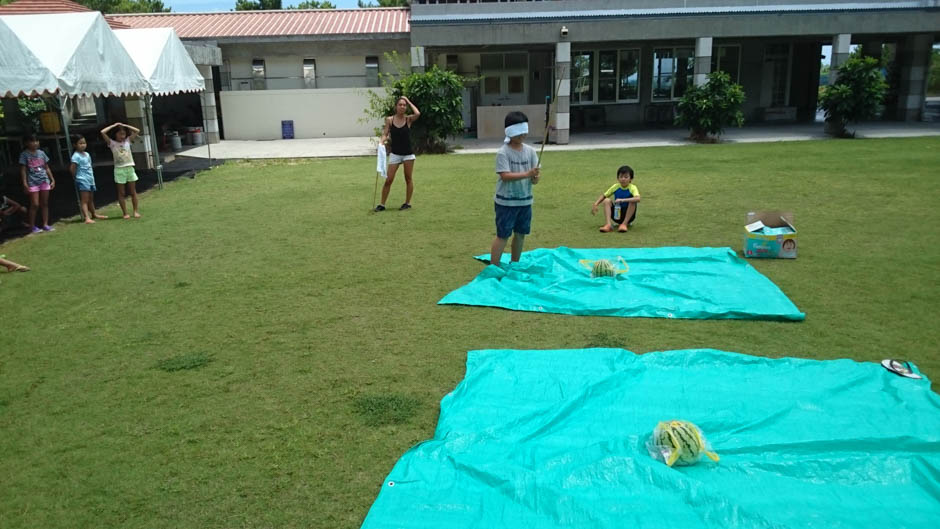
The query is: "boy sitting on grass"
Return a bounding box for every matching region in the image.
[591,165,640,233]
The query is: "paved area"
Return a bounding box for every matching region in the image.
[176,120,940,160]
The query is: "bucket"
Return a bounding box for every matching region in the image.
[39,112,61,134]
[170,132,182,152]
[184,126,202,144]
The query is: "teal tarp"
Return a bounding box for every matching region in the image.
[439,247,805,321]
[362,349,940,529]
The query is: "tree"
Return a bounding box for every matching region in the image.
[235,0,281,10]
[364,52,466,154]
[358,0,410,7]
[674,71,746,142]
[290,1,336,7]
[818,55,887,137]
[78,0,170,12]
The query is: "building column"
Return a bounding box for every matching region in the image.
[124,96,153,169]
[555,41,570,145]
[411,46,426,74]
[694,37,713,86]
[894,34,932,121]
[829,33,852,84]
[197,64,220,144]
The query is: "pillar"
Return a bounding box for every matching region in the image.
[555,41,570,145]
[411,46,426,74]
[694,37,713,86]
[123,96,152,169]
[830,33,852,84]
[894,34,932,121]
[198,64,220,144]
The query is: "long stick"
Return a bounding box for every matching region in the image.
[537,64,565,167]
[372,170,380,212]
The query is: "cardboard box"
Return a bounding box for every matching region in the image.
[743,211,797,259]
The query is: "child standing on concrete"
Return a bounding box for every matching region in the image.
[490,111,540,266]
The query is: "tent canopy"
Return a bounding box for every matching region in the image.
[115,28,204,96]
[0,11,149,97]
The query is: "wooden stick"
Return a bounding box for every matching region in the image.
[537,65,566,167]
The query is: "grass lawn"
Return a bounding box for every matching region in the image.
[1,137,938,528]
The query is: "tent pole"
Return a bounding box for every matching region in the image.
[202,89,212,172]
[146,95,163,190]
[59,94,81,217]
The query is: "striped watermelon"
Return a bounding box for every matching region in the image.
[591,259,616,278]
[650,420,720,467]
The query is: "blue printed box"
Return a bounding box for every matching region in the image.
[743,211,797,259]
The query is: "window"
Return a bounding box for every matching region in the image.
[652,47,693,101]
[765,44,791,106]
[303,58,316,89]
[571,49,641,104]
[710,45,740,83]
[251,59,266,90]
[484,76,501,95]
[365,56,379,88]
[598,51,617,102]
[618,49,640,101]
[572,51,594,104]
[508,75,525,94]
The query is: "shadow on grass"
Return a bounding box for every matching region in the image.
[155,352,212,373]
[353,394,420,427]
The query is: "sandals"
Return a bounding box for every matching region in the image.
[881,359,922,379]
[374,204,386,212]
[400,203,412,210]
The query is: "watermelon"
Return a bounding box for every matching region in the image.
[649,420,720,467]
[591,259,616,278]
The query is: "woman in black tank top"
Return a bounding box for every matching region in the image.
[376,96,421,212]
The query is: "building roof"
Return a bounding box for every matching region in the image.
[410,2,931,25]
[0,0,130,28]
[109,8,410,40]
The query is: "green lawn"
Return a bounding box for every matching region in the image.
[1,137,938,528]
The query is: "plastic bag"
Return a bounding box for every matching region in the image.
[646,420,720,467]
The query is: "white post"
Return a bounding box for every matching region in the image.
[555,41,570,145]
[695,37,713,86]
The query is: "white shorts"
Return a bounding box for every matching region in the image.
[388,153,416,165]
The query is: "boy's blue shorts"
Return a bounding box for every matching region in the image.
[494,203,531,239]
[75,181,96,192]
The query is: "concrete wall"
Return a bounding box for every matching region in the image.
[477,104,553,140]
[219,88,382,140]
[221,39,409,91]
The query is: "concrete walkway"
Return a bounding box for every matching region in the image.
[177,121,940,160]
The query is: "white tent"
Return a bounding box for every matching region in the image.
[0,12,149,97]
[115,27,207,186]
[0,20,59,98]
[114,28,204,96]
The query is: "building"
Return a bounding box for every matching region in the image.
[410,0,940,142]
[112,8,411,141]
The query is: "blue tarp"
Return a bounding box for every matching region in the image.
[439,247,805,321]
[361,349,940,529]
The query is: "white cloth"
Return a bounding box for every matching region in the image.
[376,144,387,179]
[504,122,529,143]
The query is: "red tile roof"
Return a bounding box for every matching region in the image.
[0,0,130,28]
[109,8,410,40]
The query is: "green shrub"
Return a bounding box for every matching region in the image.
[674,71,745,142]
[364,52,467,154]
[818,56,887,137]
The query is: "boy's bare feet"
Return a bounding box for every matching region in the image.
[619,224,628,232]
[84,219,95,224]
[94,214,108,219]
[123,214,131,219]
[133,212,141,218]
[599,224,612,233]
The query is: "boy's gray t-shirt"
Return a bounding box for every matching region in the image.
[494,143,538,207]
